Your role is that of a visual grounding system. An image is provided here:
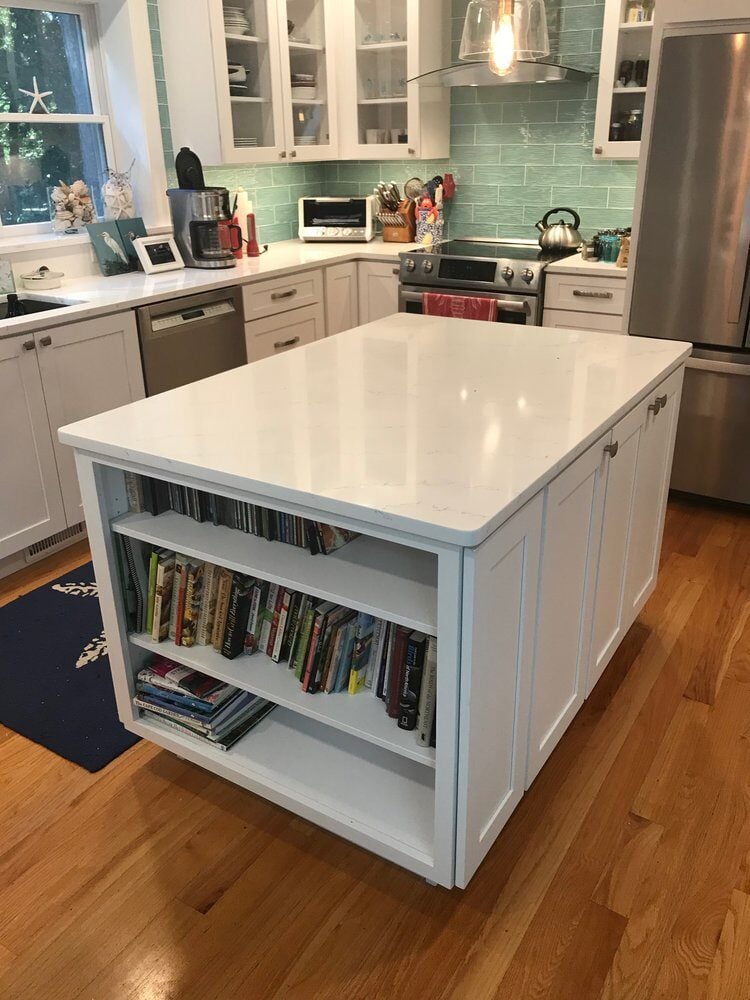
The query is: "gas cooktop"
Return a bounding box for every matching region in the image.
[400,239,576,294]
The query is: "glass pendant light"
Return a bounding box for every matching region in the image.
[458,0,550,76]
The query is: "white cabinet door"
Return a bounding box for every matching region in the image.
[37,313,145,526]
[543,308,625,334]
[357,261,400,324]
[325,261,359,335]
[527,432,610,786]
[587,405,642,695]
[456,493,543,888]
[0,336,66,558]
[337,0,450,161]
[592,0,643,161]
[245,303,325,361]
[622,367,684,619]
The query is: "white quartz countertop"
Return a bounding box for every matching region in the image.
[545,252,629,278]
[0,239,414,339]
[60,314,690,547]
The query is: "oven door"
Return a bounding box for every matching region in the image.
[399,285,540,325]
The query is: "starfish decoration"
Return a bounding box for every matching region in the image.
[19,76,53,114]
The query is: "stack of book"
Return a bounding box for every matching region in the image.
[118,541,438,748]
[134,654,276,750]
[124,472,358,555]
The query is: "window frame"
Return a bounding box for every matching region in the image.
[0,0,116,235]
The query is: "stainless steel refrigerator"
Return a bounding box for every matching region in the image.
[629,25,750,504]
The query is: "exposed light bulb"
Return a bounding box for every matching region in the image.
[489,7,516,76]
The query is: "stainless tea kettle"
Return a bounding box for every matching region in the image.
[535,207,582,250]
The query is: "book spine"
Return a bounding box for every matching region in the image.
[417,638,437,746]
[266,586,285,657]
[258,583,279,655]
[196,563,218,646]
[245,581,263,651]
[125,472,145,513]
[221,577,243,658]
[181,563,204,648]
[398,636,425,731]
[271,590,291,663]
[134,696,210,732]
[145,548,160,637]
[168,557,187,642]
[212,569,234,651]
[387,626,411,718]
[301,613,323,692]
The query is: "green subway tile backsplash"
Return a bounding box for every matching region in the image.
[149,0,635,243]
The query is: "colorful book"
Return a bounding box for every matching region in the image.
[258,583,280,655]
[196,562,220,646]
[348,613,375,695]
[180,561,205,647]
[211,568,234,651]
[301,602,336,692]
[222,575,254,659]
[387,626,412,718]
[145,548,160,636]
[168,554,190,643]
[417,637,437,747]
[271,589,294,663]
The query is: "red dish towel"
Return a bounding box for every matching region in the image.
[423,292,499,322]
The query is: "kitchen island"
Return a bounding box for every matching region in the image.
[60,314,690,888]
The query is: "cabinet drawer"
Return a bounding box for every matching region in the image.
[242,268,323,321]
[544,275,626,315]
[543,308,625,334]
[245,304,324,362]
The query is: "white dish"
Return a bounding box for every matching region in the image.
[20,267,64,290]
[291,87,317,100]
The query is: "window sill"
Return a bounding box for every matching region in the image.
[0,231,93,256]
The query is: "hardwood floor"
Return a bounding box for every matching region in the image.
[1,497,749,1000]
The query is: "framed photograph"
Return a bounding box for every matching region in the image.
[87,222,133,277]
[115,217,148,270]
[131,235,185,274]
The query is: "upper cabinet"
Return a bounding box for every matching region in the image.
[338,0,450,160]
[593,0,653,161]
[160,0,449,165]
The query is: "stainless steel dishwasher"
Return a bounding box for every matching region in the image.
[136,286,246,396]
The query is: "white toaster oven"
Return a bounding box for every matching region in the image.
[298,196,375,242]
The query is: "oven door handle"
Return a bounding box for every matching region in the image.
[400,290,531,314]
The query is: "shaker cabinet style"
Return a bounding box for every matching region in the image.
[593,0,653,160]
[160,0,450,165]
[0,312,144,560]
[357,261,401,324]
[338,0,450,161]
[324,261,359,336]
[0,335,66,559]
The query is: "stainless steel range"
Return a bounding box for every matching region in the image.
[398,238,576,325]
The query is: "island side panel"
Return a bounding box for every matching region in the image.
[455,492,543,889]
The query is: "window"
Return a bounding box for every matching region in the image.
[0,1,113,233]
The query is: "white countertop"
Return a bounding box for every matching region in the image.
[545,253,629,278]
[60,314,690,547]
[1,239,415,339]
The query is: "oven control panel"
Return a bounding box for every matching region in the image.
[399,253,543,294]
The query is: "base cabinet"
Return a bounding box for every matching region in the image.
[245,303,325,362]
[357,261,400,324]
[526,432,609,786]
[37,313,145,526]
[324,261,359,336]
[0,336,66,559]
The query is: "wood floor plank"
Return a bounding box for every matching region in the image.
[1,502,750,1000]
[706,890,750,1000]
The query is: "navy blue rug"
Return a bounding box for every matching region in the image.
[0,561,139,772]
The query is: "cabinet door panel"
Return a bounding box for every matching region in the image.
[357,261,400,324]
[543,308,625,334]
[623,368,684,618]
[0,338,65,557]
[38,313,145,526]
[325,261,359,335]
[245,303,324,361]
[527,432,609,786]
[456,493,543,888]
[587,406,642,695]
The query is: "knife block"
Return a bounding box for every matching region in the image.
[379,200,416,243]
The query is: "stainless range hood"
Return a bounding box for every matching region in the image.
[409,59,592,88]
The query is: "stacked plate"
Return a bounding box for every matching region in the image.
[224,5,252,34]
[291,86,317,100]
[296,136,318,146]
[235,137,258,148]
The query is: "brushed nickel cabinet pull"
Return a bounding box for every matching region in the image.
[572,289,613,299]
[39,335,52,346]
[22,339,35,351]
[274,336,300,350]
[648,399,662,415]
[604,441,619,458]
[392,267,400,275]
[271,288,298,301]
[656,394,667,408]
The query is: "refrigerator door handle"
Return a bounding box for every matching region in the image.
[728,183,750,326]
[687,357,750,377]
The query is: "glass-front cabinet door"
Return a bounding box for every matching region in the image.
[339,0,450,161]
[215,0,286,162]
[276,0,339,161]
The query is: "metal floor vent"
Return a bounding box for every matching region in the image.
[24,522,87,564]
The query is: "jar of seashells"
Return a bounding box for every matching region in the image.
[49,180,97,234]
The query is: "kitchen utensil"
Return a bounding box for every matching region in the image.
[175,146,206,189]
[404,177,424,201]
[534,207,582,250]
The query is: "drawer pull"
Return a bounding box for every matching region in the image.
[274,336,300,350]
[39,335,52,347]
[392,267,400,275]
[271,289,298,301]
[22,339,35,351]
[604,441,619,459]
[572,289,614,299]
[656,394,667,408]
[648,399,662,415]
